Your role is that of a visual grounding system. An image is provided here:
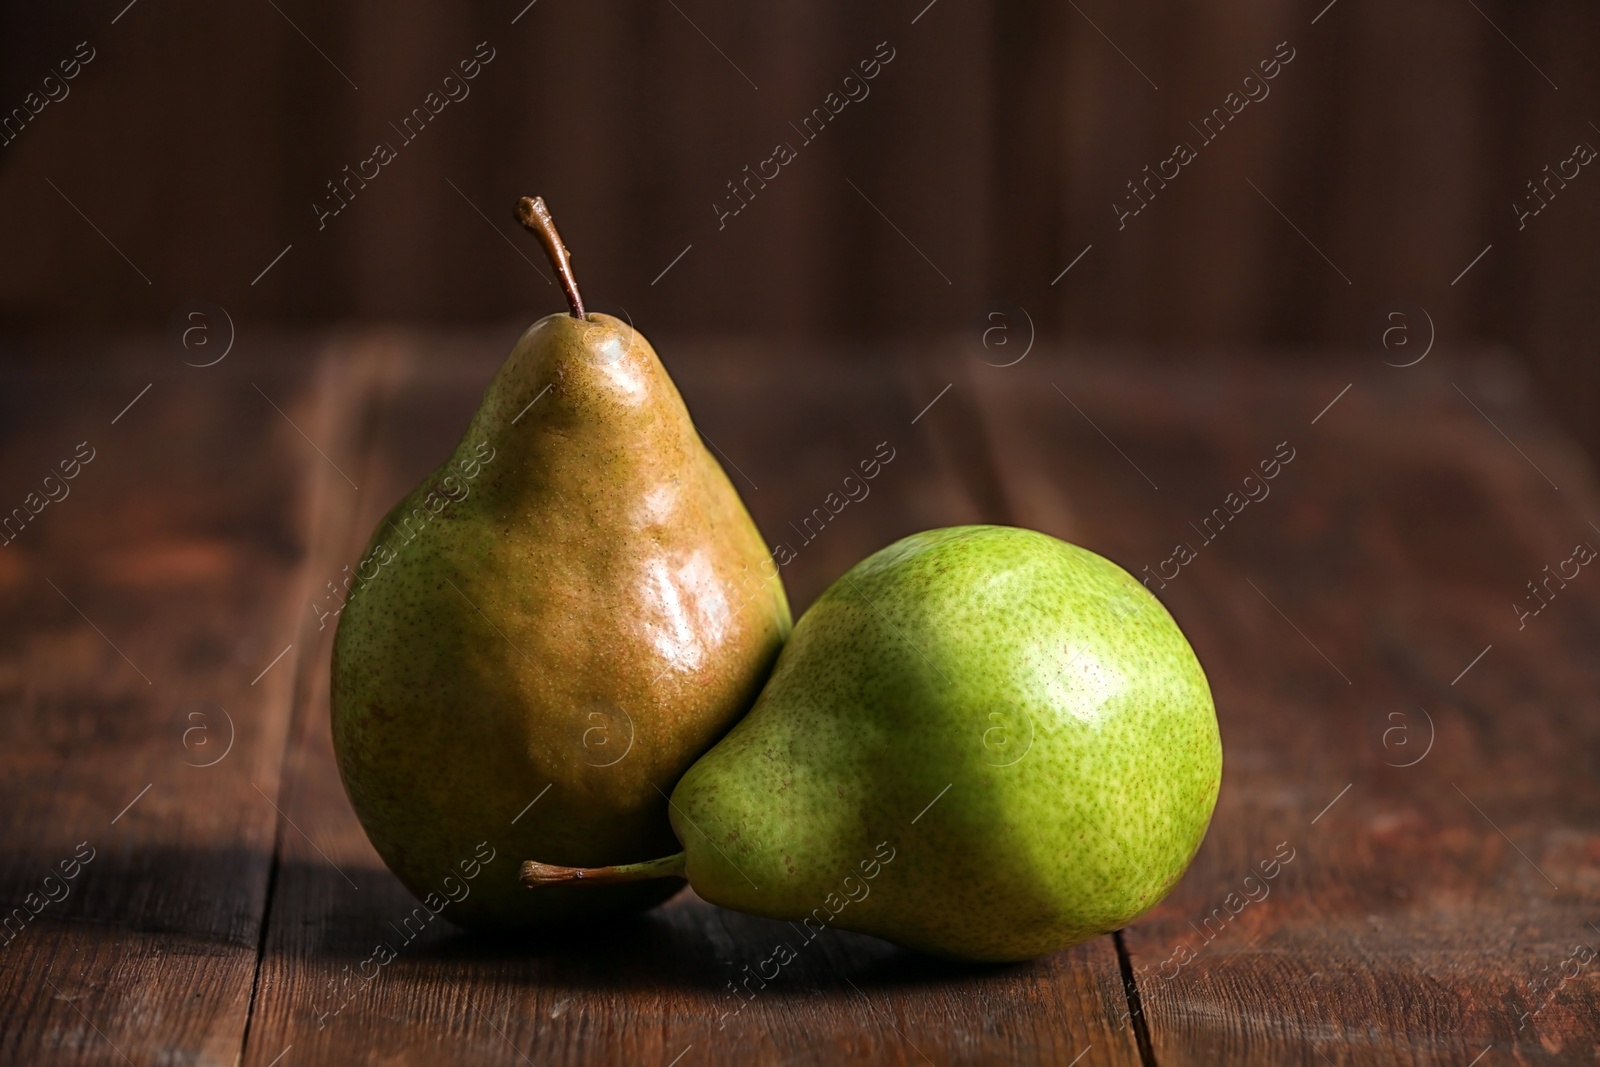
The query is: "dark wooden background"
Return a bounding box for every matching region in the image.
[1,0,1598,453]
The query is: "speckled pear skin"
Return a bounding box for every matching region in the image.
[670,525,1219,961]
[332,313,791,931]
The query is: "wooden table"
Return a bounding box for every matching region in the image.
[3,331,1597,1065]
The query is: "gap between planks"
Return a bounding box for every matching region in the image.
[234,336,405,1066]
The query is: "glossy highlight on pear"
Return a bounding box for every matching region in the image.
[330,196,791,931]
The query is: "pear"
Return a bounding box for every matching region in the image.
[522,525,1220,961]
[331,197,791,930]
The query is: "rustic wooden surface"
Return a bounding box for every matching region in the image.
[1,331,1597,1065]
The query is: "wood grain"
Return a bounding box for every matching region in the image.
[6,331,1599,1064]
[0,341,373,1064]
[967,346,1600,1064]
[6,1,1600,470]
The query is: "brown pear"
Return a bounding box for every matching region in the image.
[330,197,790,929]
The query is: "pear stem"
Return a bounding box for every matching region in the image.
[515,195,587,320]
[521,851,686,889]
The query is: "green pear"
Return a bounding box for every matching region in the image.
[331,197,791,930]
[522,525,1220,961]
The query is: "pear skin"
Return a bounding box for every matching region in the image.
[666,525,1219,962]
[331,201,790,930]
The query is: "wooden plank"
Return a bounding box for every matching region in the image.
[969,348,1600,1063]
[238,331,1144,1066]
[0,340,376,1065]
[10,0,1600,472]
